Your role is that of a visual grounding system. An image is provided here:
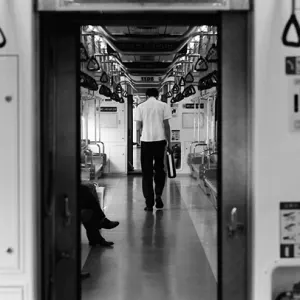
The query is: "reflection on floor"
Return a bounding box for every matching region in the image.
[81,175,217,300]
[133,145,141,170]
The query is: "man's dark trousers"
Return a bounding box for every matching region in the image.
[141,140,166,208]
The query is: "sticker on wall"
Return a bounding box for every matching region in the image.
[280,202,300,258]
[285,56,300,74]
[171,107,178,117]
[171,130,180,141]
[100,107,117,112]
[184,103,204,109]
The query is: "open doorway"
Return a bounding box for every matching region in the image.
[79,22,219,300]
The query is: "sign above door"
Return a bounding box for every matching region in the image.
[38,0,250,11]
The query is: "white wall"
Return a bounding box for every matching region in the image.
[0,1,37,300]
[168,88,216,173]
[253,1,300,299]
[82,95,127,173]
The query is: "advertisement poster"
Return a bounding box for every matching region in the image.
[171,103,179,117]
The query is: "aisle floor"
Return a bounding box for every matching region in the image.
[81,175,217,300]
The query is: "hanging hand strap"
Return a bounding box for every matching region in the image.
[282,0,300,47]
[87,56,100,71]
[0,27,6,48]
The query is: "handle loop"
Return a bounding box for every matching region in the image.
[0,27,6,48]
[282,0,300,47]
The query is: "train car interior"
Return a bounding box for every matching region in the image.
[79,23,219,299]
[39,9,249,300]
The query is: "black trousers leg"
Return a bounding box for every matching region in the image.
[81,209,105,243]
[141,141,155,207]
[80,185,106,220]
[153,140,166,197]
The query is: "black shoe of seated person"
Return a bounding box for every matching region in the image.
[100,218,120,230]
[89,238,114,247]
[81,272,91,280]
[155,197,164,209]
[144,206,153,212]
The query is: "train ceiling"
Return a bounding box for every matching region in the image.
[81,25,218,98]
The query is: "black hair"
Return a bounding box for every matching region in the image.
[146,88,159,98]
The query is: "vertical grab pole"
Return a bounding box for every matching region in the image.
[197,96,201,143]
[98,98,102,142]
[85,100,88,145]
[193,97,197,142]
[206,97,210,147]
[81,100,84,140]
[94,97,96,143]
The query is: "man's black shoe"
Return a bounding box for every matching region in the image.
[144,206,153,212]
[101,218,119,230]
[155,197,164,209]
[89,239,114,247]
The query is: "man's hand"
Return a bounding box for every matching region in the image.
[167,145,173,154]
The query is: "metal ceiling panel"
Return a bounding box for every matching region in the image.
[118,54,136,62]
[38,0,250,11]
[105,26,130,35]
[165,26,190,35]
[128,26,160,35]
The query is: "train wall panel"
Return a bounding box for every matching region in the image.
[0,287,23,300]
[253,0,300,299]
[0,56,20,272]
[0,1,37,300]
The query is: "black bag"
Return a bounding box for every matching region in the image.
[166,149,176,178]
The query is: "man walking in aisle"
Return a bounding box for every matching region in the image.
[134,88,172,211]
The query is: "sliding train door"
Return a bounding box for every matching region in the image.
[220,13,251,300]
[40,19,81,300]
[39,10,251,300]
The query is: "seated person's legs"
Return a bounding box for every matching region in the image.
[80,185,119,247]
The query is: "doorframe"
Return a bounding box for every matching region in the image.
[39,11,252,300]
